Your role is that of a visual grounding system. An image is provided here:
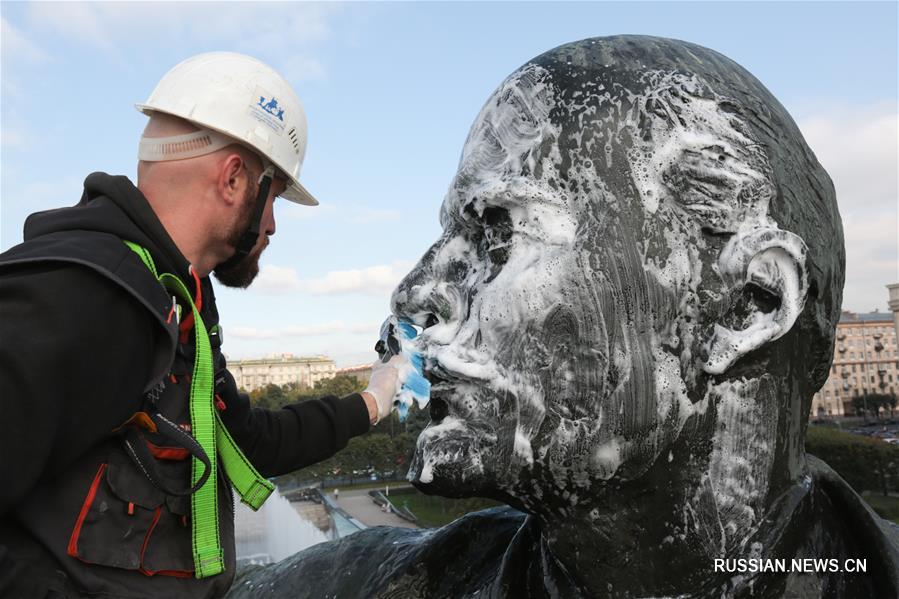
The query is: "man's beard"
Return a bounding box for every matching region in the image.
[213,186,265,289]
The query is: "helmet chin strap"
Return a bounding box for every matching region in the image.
[214,165,275,274]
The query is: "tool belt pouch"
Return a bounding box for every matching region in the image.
[67,446,195,575]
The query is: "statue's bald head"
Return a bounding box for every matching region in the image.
[523,35,844,417]
[398,36,843,512]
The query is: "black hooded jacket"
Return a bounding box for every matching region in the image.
[0,173,370,598]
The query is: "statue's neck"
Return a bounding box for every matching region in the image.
[500,376,811,597]
[529,475,812,598]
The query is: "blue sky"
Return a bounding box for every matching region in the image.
[2,1,897,366]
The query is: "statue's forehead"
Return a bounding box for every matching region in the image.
[441,64,772,234]
[456,65,558,183]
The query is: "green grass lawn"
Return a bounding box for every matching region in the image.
[862,493,899,524]
[393,491,502,527]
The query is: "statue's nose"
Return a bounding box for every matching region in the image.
[391,243,469,333]
[392,274,463,333]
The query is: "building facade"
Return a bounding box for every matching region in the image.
[811,311,899,417]
[228,354,337,392]
[889,283,899,340]
[335,364,373,385]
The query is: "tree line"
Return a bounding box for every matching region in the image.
[806,425,899,496]
[850,392,897,419]
[245,375,433,484]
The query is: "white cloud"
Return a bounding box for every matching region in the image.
[800,104,897,216]
[1,17,49,63]
[798,104,898,312]
[23,2,341,74]
[1,17,50,99]
[23,3,114,52]
[252,264,302,294]
[253,261,415,296]
[230,320,378,340]
[281,55,327,83]
[300,261,414,295]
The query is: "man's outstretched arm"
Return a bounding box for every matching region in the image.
[215,357,400,477]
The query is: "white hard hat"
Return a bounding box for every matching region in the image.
[136,51,318,206]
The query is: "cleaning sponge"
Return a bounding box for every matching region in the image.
[375,316,431,421]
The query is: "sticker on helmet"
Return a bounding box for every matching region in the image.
[249,87,286,133]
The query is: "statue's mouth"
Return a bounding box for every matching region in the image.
[424,367,453,423]
[410,361,500,488]
[428,395,450,423]
[420,352,503,429]
[424,361,468,424]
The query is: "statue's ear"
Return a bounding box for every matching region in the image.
[703,228,809,375]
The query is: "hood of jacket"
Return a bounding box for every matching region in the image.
[23,172,192,283]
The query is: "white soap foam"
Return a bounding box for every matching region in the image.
[514,426,534,466]
[590,437,624,480]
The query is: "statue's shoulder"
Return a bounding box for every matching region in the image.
[805,455,899,592]
[227,506,528,599]
[807,455,899,547]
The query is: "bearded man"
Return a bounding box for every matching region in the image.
[0,52,404,598]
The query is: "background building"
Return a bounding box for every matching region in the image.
[229,354,337,392]
[889,283,899,340]
[336,364,374,385]
[812,311,899,417]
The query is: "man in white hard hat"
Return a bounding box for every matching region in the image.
[0,52,404,598]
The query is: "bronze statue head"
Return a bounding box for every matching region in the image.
[393,36,843,550]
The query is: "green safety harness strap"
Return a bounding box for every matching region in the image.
[214,411,275,508]
[122,241,274,578]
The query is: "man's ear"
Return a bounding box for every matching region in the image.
[218,153,249,206]
[703,227,808,375]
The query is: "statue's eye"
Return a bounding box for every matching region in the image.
[481,206,513,266]
[462,201,513,269]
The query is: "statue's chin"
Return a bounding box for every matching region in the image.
[407,422,497,498]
